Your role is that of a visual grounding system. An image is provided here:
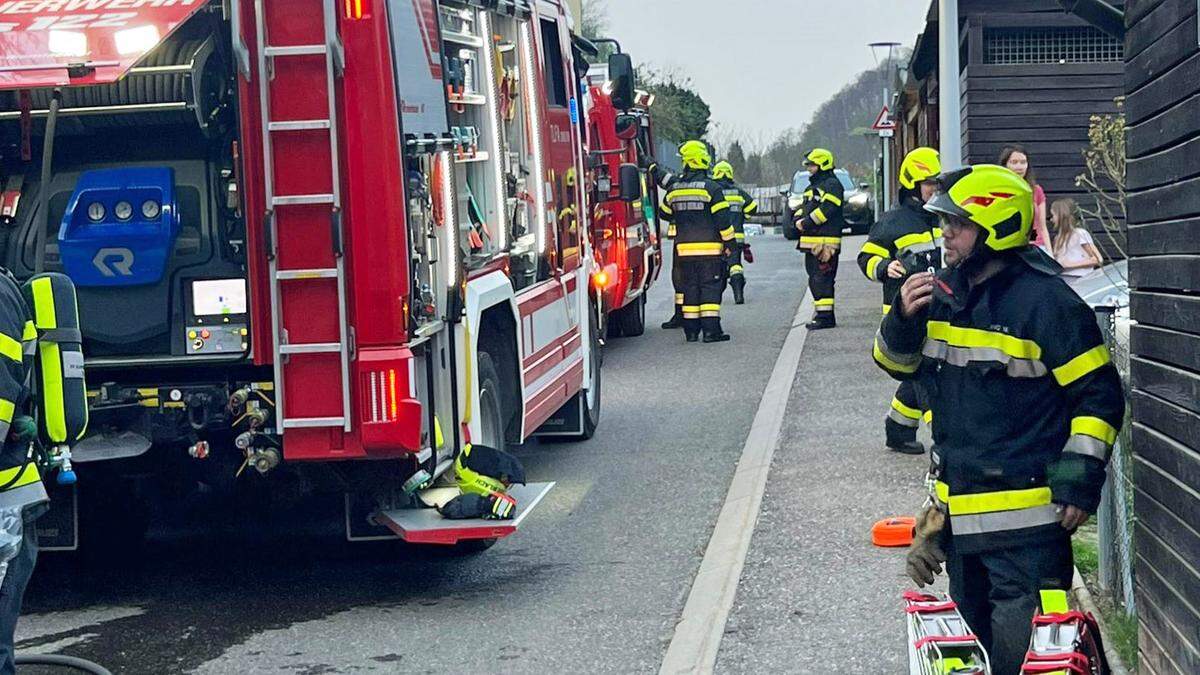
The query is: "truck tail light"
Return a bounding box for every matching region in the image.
[344,0,364,19]
[356,348,422,456]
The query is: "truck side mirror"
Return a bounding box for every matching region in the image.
[607,53,635,110]
[618,164,641,202]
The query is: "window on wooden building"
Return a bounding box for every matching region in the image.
[984,26,1123,65]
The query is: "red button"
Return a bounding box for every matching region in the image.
[200,329,211,339]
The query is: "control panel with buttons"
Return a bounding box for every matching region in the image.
[186,324,249,355]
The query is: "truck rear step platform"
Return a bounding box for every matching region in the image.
[376,482,555,545]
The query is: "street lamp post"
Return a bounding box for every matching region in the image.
[870,41,901,215]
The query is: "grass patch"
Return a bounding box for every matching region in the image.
[1074,532,1138,671]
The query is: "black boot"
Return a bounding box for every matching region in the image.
[805,314,836,330]
[885,419,925,455]
[731,276,746,305]
[703,332,731,343]
[684,331,700,343]
[661,306,684,330]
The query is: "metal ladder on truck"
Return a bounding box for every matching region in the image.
[253,0,352,433]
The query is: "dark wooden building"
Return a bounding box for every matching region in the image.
[1123,1,1200,671]
[890,1,1125,256]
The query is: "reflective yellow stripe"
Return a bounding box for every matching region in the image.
[891,397,922,420]
[882,303,892,315]
[810,208,827,224]
[699,303,720,312]
[666,188,711,201]
[923,410,933,424]
[0,398,13,424]
[874,337,918,374]
[0,333,21,364]
[729,264,744,274]
[935,481,1053,516]
[927,320,1042,360]
[725,194,746,203]
[32,277,67,443]
[1052,345,1111,386]
[745,200,758,213]
[866,256,884,281]
[1072,416,1118,445]
[821,192,843,206]
[719,227,735,241]
[800,236,842,246]
[861,242,890,259]
[667,224,676,237]
[22,321,36,342]
[711,201,731,213]
[676,242,724,256]
[895,231,936,250]
[674,293,684,304]
[0,462,41,492]
[734,232,747,241]
[1041,589,1070,614]
[662,204,674,215]
[814,298,835,307]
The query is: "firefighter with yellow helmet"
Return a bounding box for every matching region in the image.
[794,148,845,329]
[710,161,757,304]
[657,141,736,342]
[877,164,1124,674]
[857,147,943,454]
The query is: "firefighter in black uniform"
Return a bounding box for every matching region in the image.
[649,161,685,329]
[875,164,1124,674]
[711,161,757,305]
[857,147,942,455]
[658,141,735,343]
[794,148,845,329]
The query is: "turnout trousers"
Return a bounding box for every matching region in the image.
[805,250,838,317]
[680,257,726,338]
[946,535,1074,675]
[886,379,929,446]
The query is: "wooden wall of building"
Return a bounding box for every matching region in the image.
[1125,0,1200,672]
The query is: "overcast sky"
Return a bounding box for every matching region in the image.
[602,0,931,147]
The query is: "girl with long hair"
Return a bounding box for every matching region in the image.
[1049,198,1102,280]
[998,145,1051,249]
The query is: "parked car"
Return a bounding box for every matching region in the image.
[1071,260,1128,308]
[782,168,874,239]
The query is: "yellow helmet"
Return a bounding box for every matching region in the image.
[924,165,1033,252]
[679,140,711,170]
[805,148,834,171]
[899,147,941,190]
[711,160,734,181]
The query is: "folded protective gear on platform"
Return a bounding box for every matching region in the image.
[454,443,526,498]
[906,505,947,587]
[437,492,517,520]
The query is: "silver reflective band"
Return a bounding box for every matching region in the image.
[889,409,920,428]
[922,340,1048,378]
[899,241,937,255]
[0,481,47,510]
[1064,434,1111,461]
[876,329,921,368]
[952,503,1062,536]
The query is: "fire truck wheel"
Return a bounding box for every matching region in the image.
[611,294,646,338]
[476,351,507,453]
[580,312,602,439]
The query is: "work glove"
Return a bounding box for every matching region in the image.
[814,244,837,264]
[743,244,754,264]
[906,505,947,588]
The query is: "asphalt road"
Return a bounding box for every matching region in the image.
[17,233,805,674]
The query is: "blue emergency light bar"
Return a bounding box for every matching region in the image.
[58,167,179,287]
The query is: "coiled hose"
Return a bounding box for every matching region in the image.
[15,653,112,674]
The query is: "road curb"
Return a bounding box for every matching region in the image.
[1072,568,1132,675]
[659,291,814,675]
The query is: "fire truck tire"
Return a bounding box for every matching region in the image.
[579,312,602,439]
[611,294,646,338]
[475,352,508,453]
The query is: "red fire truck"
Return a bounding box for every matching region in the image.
[0,0,619,550]
[581,49,660,338]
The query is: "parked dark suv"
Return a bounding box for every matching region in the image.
[783,168,874,239]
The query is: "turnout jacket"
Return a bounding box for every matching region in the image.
[794,168,845,250]
[0,271,45,510]
[873,250,1124,554]
[658,169,735,259]
[858,196,942,314]
[714,178,757,247]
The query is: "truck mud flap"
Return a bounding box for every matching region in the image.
[375,482,554,545]
[36,484,78,552]
[532,393,584,437]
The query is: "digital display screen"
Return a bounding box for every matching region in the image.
[192,279,247,317]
